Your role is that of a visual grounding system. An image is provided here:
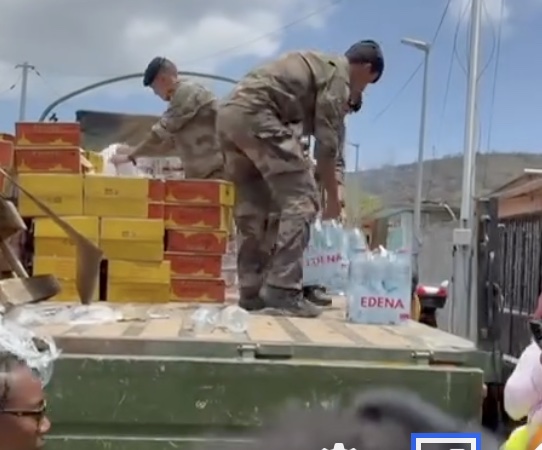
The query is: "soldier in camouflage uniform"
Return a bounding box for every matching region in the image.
[217,41,384,317]
[303,94,362,307]
[110,57,224,179]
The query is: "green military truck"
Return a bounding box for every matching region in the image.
[31,301,489,450]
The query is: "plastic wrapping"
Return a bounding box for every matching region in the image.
[0,316,60,386]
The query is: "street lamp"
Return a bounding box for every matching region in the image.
[347,141,361,171]
[401,37,430,275]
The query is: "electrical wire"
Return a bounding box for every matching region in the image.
[371,0,453,122]
[0,74,20,97]
[182,0,344,67]
[425,7,464,200]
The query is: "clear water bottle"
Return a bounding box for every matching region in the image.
[220,305,249,333]
[191,307,220,333]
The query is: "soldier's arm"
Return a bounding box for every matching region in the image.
[130,83,214,159]
[313,81,348,204]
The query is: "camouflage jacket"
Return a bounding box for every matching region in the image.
[224,51,350,163]
[149,80,223,179]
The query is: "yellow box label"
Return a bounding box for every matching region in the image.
[100,218,164,240]
[84,175,149,199]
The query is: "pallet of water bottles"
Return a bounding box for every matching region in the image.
[304,219,412,325]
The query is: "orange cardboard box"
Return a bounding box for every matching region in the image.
[148,202,164,219]
[15,122,81,147]
[165,252,222,279]
[164,204,232,231]
[166,229,228,254]
[149,179,165,202]
[170,278,225,303]
[15,147,81,173]
[0,141,14,168]
[165,179,234,206]
[0,133,14,142]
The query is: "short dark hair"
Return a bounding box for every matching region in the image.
[345,40,384,83]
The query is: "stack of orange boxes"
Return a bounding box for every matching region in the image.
[0,133,14,197]
[83,175,171,303]
[164,179,234,304]
[14,122,100,301]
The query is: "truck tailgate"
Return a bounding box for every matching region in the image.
[33,302,485,450]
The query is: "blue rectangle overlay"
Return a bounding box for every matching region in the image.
[411,433,482,450]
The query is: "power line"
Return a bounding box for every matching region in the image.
[371,0,453,122]
[425,5,464,200]
[0,74,20,97]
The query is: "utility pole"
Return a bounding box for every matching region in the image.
[450,0,482,341]
[15,62,35,122]
[401,38,430,276]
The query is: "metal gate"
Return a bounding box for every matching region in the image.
[477,198,542,365]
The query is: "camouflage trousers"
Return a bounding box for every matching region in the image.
[217,105,319,294]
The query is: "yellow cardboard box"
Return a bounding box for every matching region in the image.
[100,218,164,261]
[33,216,99,257]
[53,279,100,302]
[84,175,159,218]
[108,260,170,284]
[32,256,99,301]
[106,282,170,303]
[18,174,83,217]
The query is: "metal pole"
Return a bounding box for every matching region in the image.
[451,0,482,340]
[353,143,360,171]
[412,48,430,275]
[38,71,238,122]
[400,37,430,275]
[15,62,34,121]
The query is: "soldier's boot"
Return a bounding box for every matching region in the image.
[303,285,332,307]
[238,287,265,312]
[260,285,321,318]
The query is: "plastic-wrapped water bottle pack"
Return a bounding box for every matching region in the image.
[304,220,412,325]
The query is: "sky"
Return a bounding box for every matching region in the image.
[0,0,541,171]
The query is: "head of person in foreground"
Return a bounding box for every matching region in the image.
[0,352,50,450]
[345,40,384,101]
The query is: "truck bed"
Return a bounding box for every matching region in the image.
[32,299,476,363]
[36,300,486,450]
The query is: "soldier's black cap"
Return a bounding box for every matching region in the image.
[345,40,384,83]
[143,57,166,87]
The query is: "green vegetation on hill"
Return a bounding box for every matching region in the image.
[345,152,542,208]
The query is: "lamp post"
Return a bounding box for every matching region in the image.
[401,37,430,275]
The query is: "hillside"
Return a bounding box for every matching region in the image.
[346,152,542,207]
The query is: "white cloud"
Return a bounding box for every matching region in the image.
[0,0,333,103]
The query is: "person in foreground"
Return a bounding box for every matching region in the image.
[110,57,224,179]
[199,389,499,450]
[0,352,50,450]
[217,41,384,317]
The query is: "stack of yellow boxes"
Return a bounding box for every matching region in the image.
[164,179,234,303]
[14,122,100,301]
[16,121,236,304]
[83,175,170,302]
